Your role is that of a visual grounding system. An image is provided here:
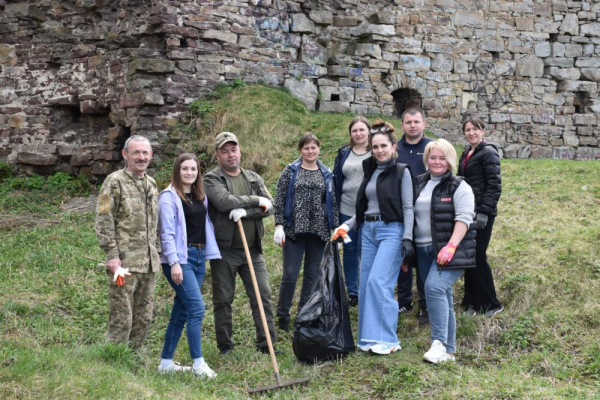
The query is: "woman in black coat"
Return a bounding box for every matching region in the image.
[458,116,503,318]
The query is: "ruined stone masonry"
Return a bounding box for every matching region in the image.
[1,0,600,176]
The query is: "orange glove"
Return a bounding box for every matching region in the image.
[114,267,132,286]
[331,224,350,242]
[437,243,458,265]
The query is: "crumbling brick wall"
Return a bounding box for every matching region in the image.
[1,0,599,176]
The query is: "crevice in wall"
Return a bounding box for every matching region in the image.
[574,92,591,114]
[392,88,422,119]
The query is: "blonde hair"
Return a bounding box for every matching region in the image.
[423,139,457,174]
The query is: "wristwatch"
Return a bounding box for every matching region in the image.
[169,260,179,267]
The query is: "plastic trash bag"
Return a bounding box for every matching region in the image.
[293,241,355,363]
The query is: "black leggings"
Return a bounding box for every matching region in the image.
[462,215,502,312]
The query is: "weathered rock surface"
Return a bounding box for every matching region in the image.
[1,0,600,173]
[284,78,318,111]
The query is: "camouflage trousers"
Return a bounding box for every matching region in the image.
[107,271,156,349]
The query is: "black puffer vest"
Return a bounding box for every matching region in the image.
[414,171,476,270]
[356,157,409,227]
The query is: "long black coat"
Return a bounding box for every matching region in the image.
[458,142,502,217]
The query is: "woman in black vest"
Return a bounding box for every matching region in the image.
[332,119,414,355]
[458,116,503,318]
[413,139,476,364]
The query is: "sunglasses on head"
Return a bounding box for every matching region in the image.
[370,126,389,134]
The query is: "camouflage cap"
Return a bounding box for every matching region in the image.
[214,132,239,150]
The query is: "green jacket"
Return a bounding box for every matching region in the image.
[95,169,161,273]
[204,166,273,252]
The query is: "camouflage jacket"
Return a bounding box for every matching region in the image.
[95,168,161,273]
[204,166,273,253]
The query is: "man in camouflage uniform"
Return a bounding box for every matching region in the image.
[204,132,278,355]
[95,135,160,348]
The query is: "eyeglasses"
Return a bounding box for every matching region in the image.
[370,126,389,134]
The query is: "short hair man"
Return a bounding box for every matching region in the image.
[204,132,277,355]
[397,108,433,325]
[95,135,161,348]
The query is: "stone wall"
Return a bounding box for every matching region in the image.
[1,0,600,176]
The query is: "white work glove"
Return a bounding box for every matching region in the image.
[258,196,273,213]
[273,225,285,246]
[113,266,132,286]
[229,208,247,222]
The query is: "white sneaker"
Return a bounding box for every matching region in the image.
[192,361,217,378]
[157,362,191,374]
[357,343,373,352]
[440,353,456,363]
[423,340,448,364]
[369,343,401,355]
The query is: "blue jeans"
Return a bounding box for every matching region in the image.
[160,246,206,360]
[417,245,463,353]
[341,213,360,297]
[357,221,404,347]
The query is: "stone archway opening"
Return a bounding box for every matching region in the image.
[574,91,591,114]
[392,88,422,119]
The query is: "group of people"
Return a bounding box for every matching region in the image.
[94,108,504,378]
[96,132,277,377]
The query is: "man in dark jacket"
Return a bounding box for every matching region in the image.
[396,108,433,325]
[204,132,278,355]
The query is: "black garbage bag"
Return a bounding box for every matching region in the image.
[292,241,355,363]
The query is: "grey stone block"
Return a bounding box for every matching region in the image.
[348,43,382,58]
[546,67,581,80]
[580,68,600,82]
[319,101,351,113]
[320,86,355,102]
[516,55,544,77]
[534,42,552,57]
[581,23,600,36]
[398,55,431,71]
[284,78,318,110]
[309,11,333,25]
[573,113,597,125]
[351,22,395,37]
[560,13,579,35]
[300,36,327,65]
[543,57,575,67]
[455,11,485,28]
[431,54,453,72]
[575,58,600,68]
[202,30,238,44]
[291,14,316,33]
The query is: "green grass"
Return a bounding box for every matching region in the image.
[1,86,599,399]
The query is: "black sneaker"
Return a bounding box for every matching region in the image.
[417,308,429,325]
[278,317,290,332]
[258,345,282,355]
[219,346,233,355]
[348,295,358,307]
[398,304,413,314]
